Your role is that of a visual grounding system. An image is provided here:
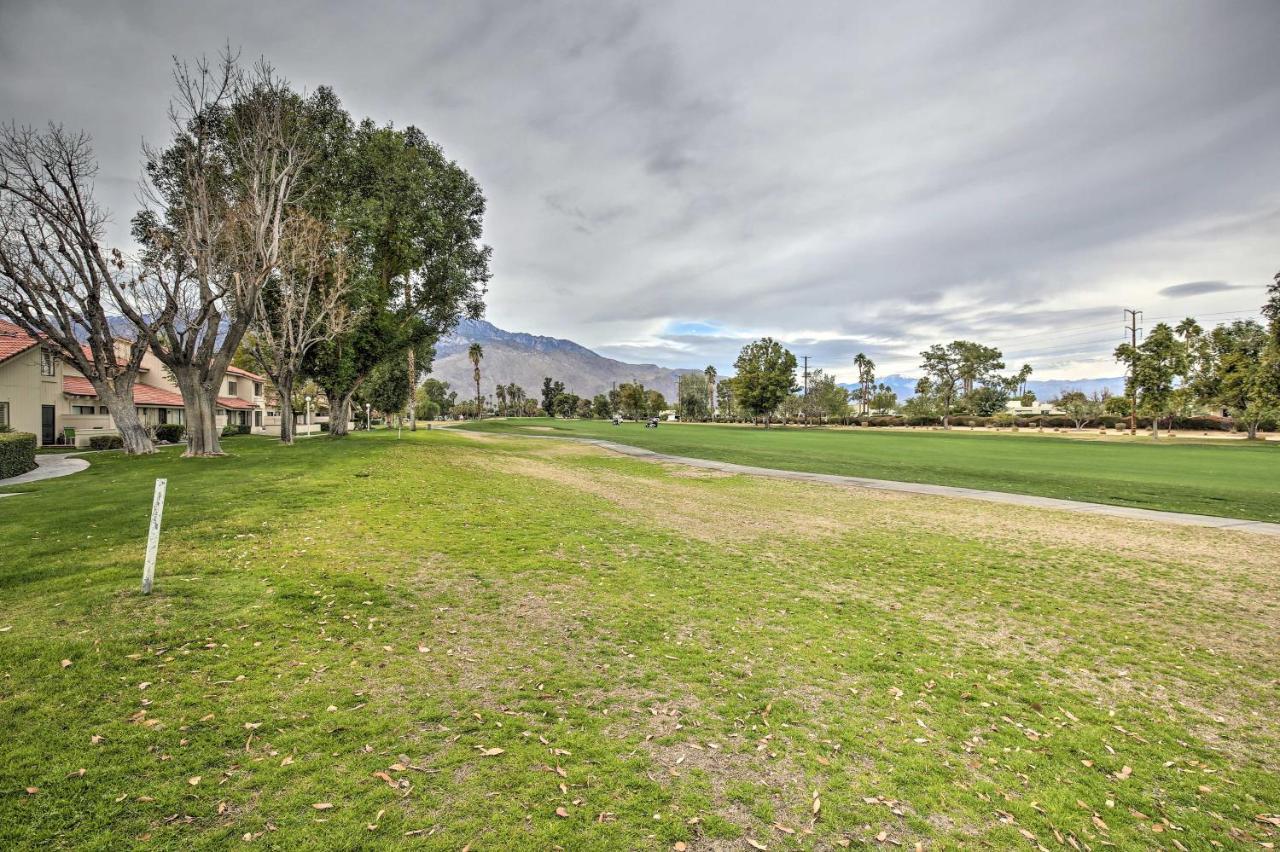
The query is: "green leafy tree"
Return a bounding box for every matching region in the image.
[919,344,962,426]
[955,342,1006,396]
[807,369,849,420]
[733,338,797,425]
[553,392,579,418]
[617,382,646,419]
[1198,320,1278,439]
[716,378,736,419]
[901,377,940,420]
[1115,323,1186,438]
[1056,390,1102,429]
[592,394,612,419]
[415,378,455,420]
[355,357,412,424]
[964,384,1010,417]
[645,389,667,416]
[541,377,565,416]
[306,118,490,437]
[677,372,710,421]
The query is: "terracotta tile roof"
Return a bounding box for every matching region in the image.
[63,376,185,407]
[217,396,256,410]
[0,319,39,364]
[226,364,266,382]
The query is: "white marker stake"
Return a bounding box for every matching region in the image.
[141,478,167,594]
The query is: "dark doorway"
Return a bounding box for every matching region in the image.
[41,405,55,445]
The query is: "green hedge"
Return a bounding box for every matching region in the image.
[88,435,124,450]
[155,423,185,443]
[220,424,251,437]
[0,431,37,479]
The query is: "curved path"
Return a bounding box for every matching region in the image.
[0,452,90,495]
[499,432,1280,537]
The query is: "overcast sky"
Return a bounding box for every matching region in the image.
[2,0,1277,380]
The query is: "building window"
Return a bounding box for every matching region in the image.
[40,350,55,376]
[227,380,238,395]
[73,405,96,415]
[0,401,8,428]
[98,406,108,415]
[253,382,263,396]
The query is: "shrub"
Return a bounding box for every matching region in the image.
[221,424,251,437]
[88,435,124,451]
[320,421,330,433]
[155,423,185,444]
[0,431,37,478]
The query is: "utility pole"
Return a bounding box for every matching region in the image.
[1123,308,1142,436]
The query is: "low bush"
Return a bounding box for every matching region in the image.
[155,423,185,443]
[221,424,251,437]
[0,431,37,478]
[88,435,124,451]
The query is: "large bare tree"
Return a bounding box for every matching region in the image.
[246,213,353,444]
[114,53,311,456]
[0,123,158,454]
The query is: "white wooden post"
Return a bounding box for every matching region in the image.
[141,478,167,594]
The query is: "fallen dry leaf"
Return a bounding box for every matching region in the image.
[60,659,72,669]
[188,776,201,786]
[746,839,767,850]
[555,807,569,818]
[312,802,334,810]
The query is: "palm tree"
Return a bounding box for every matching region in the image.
[468,343,484,419]
[1174,317,1202,344]
[853,353,875,414]
[704,365,717,419]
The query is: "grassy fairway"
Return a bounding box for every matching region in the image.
[1,431,1278,849]
[460,418,1280,522]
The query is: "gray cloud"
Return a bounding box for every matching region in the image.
[1158,281,1242,298]
[1,0,1275,381]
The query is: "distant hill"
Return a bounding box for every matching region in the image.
[849,374,1126,401]
[429,319,700,400]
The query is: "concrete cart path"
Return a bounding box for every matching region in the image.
[489,431,1280,537]
[0,453,90,495]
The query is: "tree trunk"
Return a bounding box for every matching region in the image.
[172,366,224,456]
[1247,421,1258,440]
[97,381,155,455]
[329,392,353,437]
[407,348,417,432]
[277,374,296,445]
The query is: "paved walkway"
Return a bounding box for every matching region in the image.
[0,452,90,495]
[511,433,1280,537]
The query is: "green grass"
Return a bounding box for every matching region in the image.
[459,418,1280,522]
[1,430,1277,849]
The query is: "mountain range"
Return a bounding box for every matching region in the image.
[430,318,1125,403]
[430,319,700,400]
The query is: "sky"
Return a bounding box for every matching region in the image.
[2,0,1277,381]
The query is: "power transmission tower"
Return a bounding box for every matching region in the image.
[1123,308,1143,435]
